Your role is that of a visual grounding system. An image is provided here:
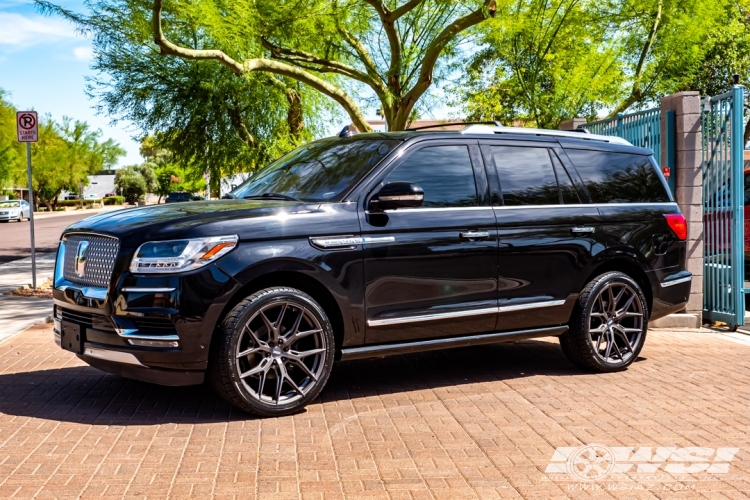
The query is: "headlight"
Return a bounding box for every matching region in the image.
[130,235,238,273]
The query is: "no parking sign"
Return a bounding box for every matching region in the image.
[16,111,38,142]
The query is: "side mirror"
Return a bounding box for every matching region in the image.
[370,182,424,211]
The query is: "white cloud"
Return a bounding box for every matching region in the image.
[73,46,92,61]
[0,13,78,49]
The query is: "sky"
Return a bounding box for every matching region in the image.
[0,1,454,169]
[0,0,142,167]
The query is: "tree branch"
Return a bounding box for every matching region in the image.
[607,0,662,117]
[151,0,372,131]
[335,25,389,98]
[261,38,376,88]
[395,0,496,127]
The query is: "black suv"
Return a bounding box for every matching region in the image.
[53,126,691,417]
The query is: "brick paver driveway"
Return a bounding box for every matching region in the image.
[0,325,749,499]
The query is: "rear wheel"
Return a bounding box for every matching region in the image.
[560,272,647,372]
[209,287,335,417]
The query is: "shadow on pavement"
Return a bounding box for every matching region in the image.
[0,339,581,425]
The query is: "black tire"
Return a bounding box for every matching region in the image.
[208,287,335,417]
[559,272,648,372]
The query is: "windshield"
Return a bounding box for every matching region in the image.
[228,137,400,202]
[0,201,20,208]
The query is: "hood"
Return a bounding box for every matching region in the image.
[64,199,324,247]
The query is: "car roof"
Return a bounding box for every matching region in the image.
[343,127,652,155]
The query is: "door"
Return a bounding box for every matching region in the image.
[482,143,605,331]
[361,142,498,344]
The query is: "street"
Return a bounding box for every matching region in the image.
[0,212,105,264]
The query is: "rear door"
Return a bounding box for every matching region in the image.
[482,140,605,331]
[360,140,498,344]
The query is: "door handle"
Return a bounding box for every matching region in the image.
[571,226,595,234]
[459,231,490,240]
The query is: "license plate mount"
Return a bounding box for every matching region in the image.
[60,321,83,354]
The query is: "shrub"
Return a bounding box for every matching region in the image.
[103,196,125,205]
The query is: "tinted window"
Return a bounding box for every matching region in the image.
[492,146,559,206]
[384,145,478,207]
[551,151,581,204]
[566,150,669,203]
[230,138,400,202]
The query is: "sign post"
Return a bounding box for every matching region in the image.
[16,111,38,289]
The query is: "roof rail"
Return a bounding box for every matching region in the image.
[460,124,632,146]
[406,121,503,131]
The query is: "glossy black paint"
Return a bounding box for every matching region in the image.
[52,131,690,385]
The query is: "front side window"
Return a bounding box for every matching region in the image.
[383,145,478,207]
[229,138,400,202]
[492,146,561,206]
[565,150,670,203]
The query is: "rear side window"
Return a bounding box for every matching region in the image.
[491,146,580,206]
[565,150,669,203]
[384,145,478,207]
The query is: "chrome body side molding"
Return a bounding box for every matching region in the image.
[368,299,566,327]
[340,325,568,361]
[660,275,692,288]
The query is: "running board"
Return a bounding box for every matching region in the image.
[339,325,568,361]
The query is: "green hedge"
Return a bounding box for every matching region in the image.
[103,196,125,205]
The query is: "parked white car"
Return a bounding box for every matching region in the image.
[0,200,30,222]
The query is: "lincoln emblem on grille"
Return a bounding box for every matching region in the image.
[75,240,89,278]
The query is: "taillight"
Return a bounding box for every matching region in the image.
[665,214,687,241]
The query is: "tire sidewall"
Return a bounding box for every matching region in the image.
[582,273,648,371]
[222,288,335,416]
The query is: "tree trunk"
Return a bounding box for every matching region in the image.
[286,89,304,138]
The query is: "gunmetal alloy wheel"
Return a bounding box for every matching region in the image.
[560,272,648,372]
[209,287,335,417]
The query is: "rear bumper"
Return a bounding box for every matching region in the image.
[648,268,692,321]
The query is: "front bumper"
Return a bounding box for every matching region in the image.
[53,259,240,383]
[0,213,19,220]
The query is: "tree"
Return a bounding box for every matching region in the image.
[452,0,729,126]
[135,162,157,193]
[450,0,625,128]
[115,166,148,203]
[38,0,338,197]
[0,91,23,189]
[40,0,500,132]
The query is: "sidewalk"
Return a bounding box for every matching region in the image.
[0,253,54,343]
[32,204,127,220]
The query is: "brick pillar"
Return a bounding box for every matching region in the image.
[559,118,587,131]
[660,91,703,321]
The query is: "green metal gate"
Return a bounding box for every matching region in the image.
[580,108,676,195]
[702,85,746,328]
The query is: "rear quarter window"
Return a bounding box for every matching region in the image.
[565,150,670,203]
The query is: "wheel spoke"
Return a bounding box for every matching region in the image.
[607,285,616,314]
[614,294,637,320]
[604,333,613,360]
[239,357,271,379]
[595,331,604,352]
[236,345,268,358]
[612,325,634,353]
[272,302,288,343]
[286,347,325,362]
[610,332,624,360]
[613,286,626,308]
[281,328,321,349]
[273,363,284,404]
[259,311,276,340]
[257,369,267,396]
[284,370,304,396]
[288,357,318,382]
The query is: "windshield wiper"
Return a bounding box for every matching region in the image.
[243,192,300,201]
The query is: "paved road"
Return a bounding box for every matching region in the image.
[0,213,100,264]
[0,326,749,498]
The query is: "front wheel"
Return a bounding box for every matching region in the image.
[209,287,335,417]
[560,272,648,372]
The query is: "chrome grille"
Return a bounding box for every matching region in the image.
[63,234,120,288]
